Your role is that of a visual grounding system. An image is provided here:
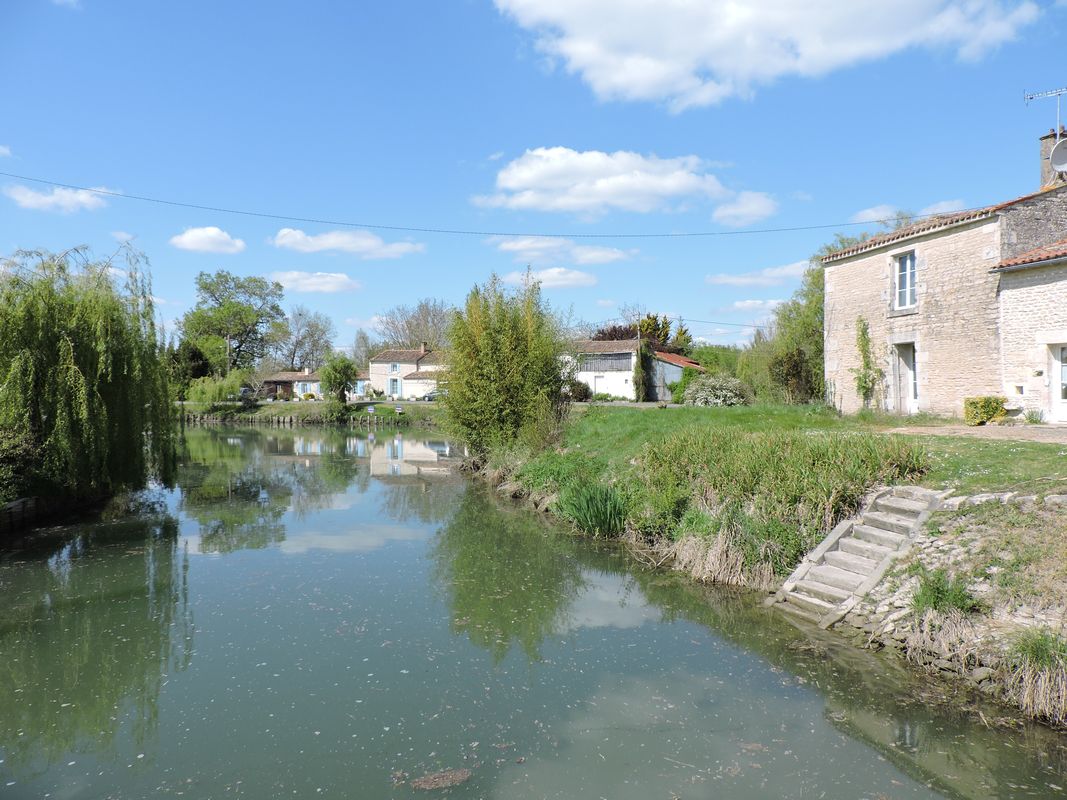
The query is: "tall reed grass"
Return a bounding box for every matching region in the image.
[556,483,628,538]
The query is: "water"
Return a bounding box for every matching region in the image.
[1,427,1064,799]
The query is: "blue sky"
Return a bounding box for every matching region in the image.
[1,0,1065,347]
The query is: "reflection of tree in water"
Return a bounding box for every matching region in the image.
[378,474,464,525]
[0,512,193,775]
[431,486,585,662]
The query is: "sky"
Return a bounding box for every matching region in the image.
[1,0,1065,347]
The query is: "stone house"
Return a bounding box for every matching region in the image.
[368,343,446,399]
[823,130,1067,421]
[570,339,704,401]
[263,368,322,400]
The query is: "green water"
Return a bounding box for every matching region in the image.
[1,428,1064,799]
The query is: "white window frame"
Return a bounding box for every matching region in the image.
[390,363,400,374]
[894,252,917,310]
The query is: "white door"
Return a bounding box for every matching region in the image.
[1054,346,1067,422]
[895,344,918,414]
[593,375,605,395]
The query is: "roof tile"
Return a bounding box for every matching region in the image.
[994,237,1067,271]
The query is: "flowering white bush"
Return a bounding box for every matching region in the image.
[683,375,753,407]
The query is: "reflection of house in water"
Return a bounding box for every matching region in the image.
[368,435,455,477]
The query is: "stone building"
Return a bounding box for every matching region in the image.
[368,343,445,399]
[823,130,1067,421]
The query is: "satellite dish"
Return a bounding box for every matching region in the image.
[1052,138,1067,174]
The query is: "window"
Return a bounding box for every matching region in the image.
[895,252,917,309]
[390,363,399,374]
[579,352,632,372]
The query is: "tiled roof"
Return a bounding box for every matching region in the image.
[370,348,445,366]
[654,351,705,371]
[417,350,446,365]
[265,371,320,382]
[402,371,439,381]
[822,184,1067,263]
[994,237,1067,271]
[572,338,640,354]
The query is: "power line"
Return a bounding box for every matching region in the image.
[0,170,971,241]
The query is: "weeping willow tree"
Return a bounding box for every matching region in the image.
[0,247,175,502]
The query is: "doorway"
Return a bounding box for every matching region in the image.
[895,343,918,415]
[1054,345,1067,422]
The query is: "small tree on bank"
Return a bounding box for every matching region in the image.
[443,275,569,456]
[320,353,359,403]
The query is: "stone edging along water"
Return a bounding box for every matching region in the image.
[484,463,1067,730]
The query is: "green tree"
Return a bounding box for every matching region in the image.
[180,270,285,373]
[669,321,694,355]
[443,274,569,455]
[0,247,175,501]
[319,353,359,403]
[272,305,335,371]
[168,339,211,401]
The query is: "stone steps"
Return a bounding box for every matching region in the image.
[766,486,944,628]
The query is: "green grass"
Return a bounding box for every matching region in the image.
[555,483,628,538]
[1011,628,1067,670]
[918,437,1067,495]
[910,567,982,614]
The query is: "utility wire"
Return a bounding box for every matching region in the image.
[0,170,974,241]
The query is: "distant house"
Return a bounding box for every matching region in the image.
[570,339,704,401]
[368,343,446,399]
[263,368,322,400]
[823,130,1067,419]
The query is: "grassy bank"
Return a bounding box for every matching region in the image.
[489,404,1067,586]
[179,400,443,427]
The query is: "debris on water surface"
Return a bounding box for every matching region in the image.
[409,768,473,790]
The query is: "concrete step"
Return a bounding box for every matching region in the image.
[809,564,865,591]
[785,590,835,617]
[874,495,927,518]
[824,549,879,576]
[776,598,821,624]
[853,524,907,549]
[839,536,893,561]
[794,579,852,604]
[891,486,939,503]
[861,510,913,535]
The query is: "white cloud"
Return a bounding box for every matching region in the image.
[169,226,246,254]
[270,271,362,293]
[596,298,616,308]
[475,146,726,214]
[731,299,784,312]
[271,228,425,259]
[4,184,111,213]
[0,145,10,157]
[344,314,385,330]
[503,267,597,289]
[850,204,898,223]
[494,235,632,265]
[495,0,1039,110]
[488,151,505,161]
[920,198,966,215]
[706,260,807,287]
[111,230,135,242]
[52,0,80,7]
[712,191,778,227]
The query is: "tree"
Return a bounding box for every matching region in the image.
[376,298,452,349]
[669,321,694,355]
[168,339,212,401]
[272,305,336,371]
[443,275,569,455]
[180,270,285,373]
[349,328,380,371]
[0,247,175,501]
[319,353,359,403]
[591,323,638,341]
[638,313,673,346]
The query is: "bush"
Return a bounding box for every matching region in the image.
[682,375,753,407]
[0,428,38,503]
[911,567,982,614]
[1024,408,1045,424]
[187,372,250,404]
[566,379,592,402]
[963,396,1006,426]
[302,392,316,401]
[556,482,628,538]
[670,366,700,404]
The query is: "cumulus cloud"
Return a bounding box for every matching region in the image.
[731,299,784,312]
[850,204,898,224]
[0,145,10,157]
[712,191,779,227]
[475,146,726,215]
[169,226,246,254]
[706,260,807,287]
[111,230,135,242]
[344,314,385,330]
[271,228,425,259]
[503,267,597,289]
[495,0,1039,110]
[494,235,632,265]
[920,198,966,215]
[4,184,111,213]
[270,271,362,293]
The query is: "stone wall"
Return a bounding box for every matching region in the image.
[998,262,1067,419]
[824,219,1002,416]
[999,185,1067,259]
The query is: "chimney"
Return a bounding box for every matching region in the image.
[420,341,428,354]
[1041,127,1067,188]
[303,366,311,375]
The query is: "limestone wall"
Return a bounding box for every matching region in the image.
[824,219,1002,416]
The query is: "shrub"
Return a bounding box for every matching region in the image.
[566,379,592,402]
[1024,408,1045,424]
[320,352,359,403]
[556,482,628,538]
[963,396,1006,426]
[670,366,700,404]
[1011,628,1067,670]
[187,371,250,404]
[302,392,316,401]
[591,392,615,403]
[682,375,753,407]
[321,399,352,424]
[911,567,982,614]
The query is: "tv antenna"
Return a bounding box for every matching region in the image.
[1025,86,1067,141]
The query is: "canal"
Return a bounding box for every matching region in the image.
[1,427,1064,798]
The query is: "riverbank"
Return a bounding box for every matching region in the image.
[178,400,443,427]
[476,404,1067,729]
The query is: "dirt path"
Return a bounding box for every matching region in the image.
[885,424,1067,444]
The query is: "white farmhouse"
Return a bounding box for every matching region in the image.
[368,343,446,399]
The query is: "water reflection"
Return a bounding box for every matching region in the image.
[0,503,192,776]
